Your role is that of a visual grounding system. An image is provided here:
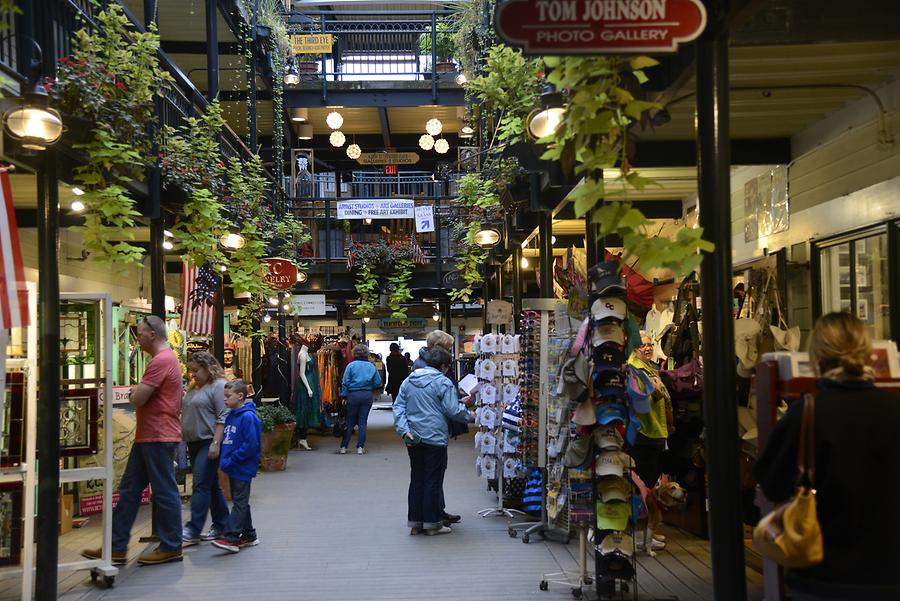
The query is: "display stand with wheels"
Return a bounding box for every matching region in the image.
[540,525,593,598]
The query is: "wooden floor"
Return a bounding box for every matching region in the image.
[1,410,764,600]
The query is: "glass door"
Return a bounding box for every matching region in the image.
[819,229,891,340]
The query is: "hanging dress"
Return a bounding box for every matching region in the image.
[294,355,322,429]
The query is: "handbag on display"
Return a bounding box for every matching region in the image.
[769,286,801,352]
[752,395,824,568]
[660,357,704,400]
[663,275,701,365]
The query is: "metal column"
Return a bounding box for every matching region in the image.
[249,0,259,150]
[539,211,553,298]
[206,0,225,362]
[145,0,165,319]
[697,1,747,600]
[511,245,522,330]
[585,207,601,268]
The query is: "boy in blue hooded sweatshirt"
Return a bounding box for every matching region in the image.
[212,379,262,554]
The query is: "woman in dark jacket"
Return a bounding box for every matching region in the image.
[385,343,409,402]
[754,312,900,601]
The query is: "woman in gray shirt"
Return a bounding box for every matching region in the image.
[181,351,230,545]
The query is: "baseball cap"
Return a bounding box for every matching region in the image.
[596,402,628,425]
[594,450,636,477]
[592,323,625,347]
[595,499,631,531]
[598,532,635,557]
[588,260,626,296]
[594,369,626,399]
[625,365,653,414]
[593,426,623,450]
[597,476,631,502]
[593,342,626,371]
[591,296,627,323]
[597,551,635,579]
[572,399,597,426]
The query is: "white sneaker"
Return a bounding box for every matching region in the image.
[652,533,666,542]
[338,447,347,455]
[298,439,312,451]
[424,526,452,536]
[357,447,364,455]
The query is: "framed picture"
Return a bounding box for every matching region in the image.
[59,388,100,457]
[870,341,900,380]
[0,482,23,567]
[857,297,869,322]
[2,372,26,468]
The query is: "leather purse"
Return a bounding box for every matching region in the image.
[661,357,703,400]
[752,395,824,568]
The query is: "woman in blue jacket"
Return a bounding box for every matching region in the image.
[339,344,383,455]
[393,346,469,536]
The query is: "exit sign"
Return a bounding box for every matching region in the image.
[385,165,397,175]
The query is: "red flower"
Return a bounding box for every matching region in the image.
[162,159,169,165]
[115,81,125,91]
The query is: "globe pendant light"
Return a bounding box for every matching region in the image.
[326,110,344,129]
[346,143,361,159]
[425,117,443,136]
[329,130,345,147]
[434,138,449,154]
[418,134,435,151]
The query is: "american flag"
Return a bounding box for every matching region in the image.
[410,235,426,264]
[0,171,29,329]
[180,262,219,335]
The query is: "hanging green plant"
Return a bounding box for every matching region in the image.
[347,239,423,316]
[387,258,414,318]
[51,3,173,264]
[538,55,714,274]
[354,262,380,317]
[448,220,489,303]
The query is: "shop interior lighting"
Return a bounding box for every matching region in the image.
[289,107,308,122]
[162,239,174,250]
[282,291,292,299]
[326,110,344,129]
[362,316,371,323]
[520,256,530,269]
[295,123,313,140]
[163,229,174,238]
[284,60,300,85]
[329,130,345,147]
[71,187,85,196]
[434,138,449,154]
[219,264,227,272]
[527,84,566,139]
[551,235,557,244]
[282,303,291,311]
[474,225,501,247]
[425,118,443,136]
[219,232,246,250]
[268,296,279,306]
[455,73,467,86]
[364,218,373,225]
[346,143,361,159]
[3,47,63,152]
[432,313,441,322]
[418,134,435,151]
[263,313,272,323]
[459,124,474,139]
[70,200,85,213]
[296,271,308,283]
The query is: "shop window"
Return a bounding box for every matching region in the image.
[819,231,890,340]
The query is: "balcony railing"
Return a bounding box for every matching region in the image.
[289,10,461,83]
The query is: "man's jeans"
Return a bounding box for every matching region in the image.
[112,442,182,552]
[341,390,373,449]
[185,439,229,536]
[223,478,256,543]
[407,442,447,530]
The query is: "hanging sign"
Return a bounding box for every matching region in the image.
[357,152,420,166]
[443,270,481,290]
[186,338,209,353]
[336,199,415,220]
[292,294,328,316]
[495,0,707,54]
[378,318,427,334]
[487,300,514,325]
[415,205,435,233]
[290,34,333,54]
[262,258,299,290]
[385,164,398,175]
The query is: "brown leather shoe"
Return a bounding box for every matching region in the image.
[137,545,183,565]
[81,548,127,565]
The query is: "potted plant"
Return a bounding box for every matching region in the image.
[257,404,296,471]
[419,22,457,73]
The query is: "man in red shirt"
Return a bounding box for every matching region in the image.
[82,315,184,565]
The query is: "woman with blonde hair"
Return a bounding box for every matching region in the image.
[181,351,230,545]
[754,312,900,600]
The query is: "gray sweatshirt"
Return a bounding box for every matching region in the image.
[181,378,228,443]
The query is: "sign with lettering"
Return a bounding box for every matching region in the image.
[443,270,482,290]
[336,199,416,220]
[378,318,427,334]
[415,205,435,233]
[262,258,299,290]
[385,164,398,175]
[357,152,420,166]
[495,0,707,54]
[290,33,333,54]
[292,294,327,316]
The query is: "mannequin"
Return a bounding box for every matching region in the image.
[293,344,321,450]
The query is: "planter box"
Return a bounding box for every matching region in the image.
[435,61,455,74]
[260,423,294,471]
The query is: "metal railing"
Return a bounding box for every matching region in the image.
[289,171,452,199]
[289,10,461,83]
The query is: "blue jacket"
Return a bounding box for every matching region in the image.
[341,358,382,397]
[220,400,262,482]
[393,367,467,447]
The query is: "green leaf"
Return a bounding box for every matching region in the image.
[629,56,659,70]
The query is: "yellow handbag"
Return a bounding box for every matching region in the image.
[753,395,824,568]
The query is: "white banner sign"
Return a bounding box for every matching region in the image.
[336,199,415,220]
[414,205,435,233]
[292,294,328,316]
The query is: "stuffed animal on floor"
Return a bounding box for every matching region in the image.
[632,479,688,557]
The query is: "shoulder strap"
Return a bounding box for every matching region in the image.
[797,394,816,487]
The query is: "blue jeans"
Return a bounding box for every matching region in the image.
[224,478,256,544]
[407,442,447,529]
[185,439,229,536]
[341,391,373,449]
[112,442,182,552]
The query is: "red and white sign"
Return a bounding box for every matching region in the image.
[495,0,707,54]
[263,258,299,290]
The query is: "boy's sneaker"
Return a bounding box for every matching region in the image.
[211,538,240,554]
[182,528,200,547]
[200,527,222,542]
[238,535,259,548]
[337,447,347,455]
